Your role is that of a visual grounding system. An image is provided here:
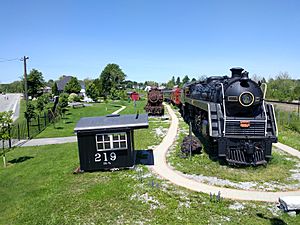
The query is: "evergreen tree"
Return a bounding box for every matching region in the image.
[176,77,181,86]
[182,75,190,84]
[52,82,59,96]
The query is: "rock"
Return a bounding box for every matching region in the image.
[279,196,300,211]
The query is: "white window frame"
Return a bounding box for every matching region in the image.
[95,132,127,151]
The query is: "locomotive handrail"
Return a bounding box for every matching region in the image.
[261,83,268,136]
[271,104,279,136]
[220,83,226,135]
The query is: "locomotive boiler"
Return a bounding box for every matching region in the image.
[145,87,164,116]
[181,67,278,165]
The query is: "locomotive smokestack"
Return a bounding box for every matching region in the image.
[230,67,244,78]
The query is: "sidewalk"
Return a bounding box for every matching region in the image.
[150,103,300,202]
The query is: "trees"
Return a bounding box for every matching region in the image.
[24,101,36,122]
[52,82,59,96]
[36,94,51,113]
[0,80,23,93]
[98,64,126,99]
[58,93,69,117]
[166,76,176,89]
[182,75,190,84]
[86,83,99,102]
[176,77,181,86]
[64,77,81,94]
[0,111,13,167]
[27,69,45,98]
[267,72,295,101]
[145,81,158,87]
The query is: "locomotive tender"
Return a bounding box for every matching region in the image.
[181,67,278,165]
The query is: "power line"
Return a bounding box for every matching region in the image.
[0,58,20,63]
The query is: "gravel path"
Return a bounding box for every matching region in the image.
[150,103,300,202]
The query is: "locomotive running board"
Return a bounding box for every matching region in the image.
[185,97,213,136]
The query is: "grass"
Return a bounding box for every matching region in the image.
[1,143,300,224]
[13,99,26,124]
[35,103,118,138]
[168,110,300,190]
[2,101,299,223]
[275,109,300,150]
[35,99,148,139]
[279,129,300,151]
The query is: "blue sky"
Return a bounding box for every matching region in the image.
[0,0,299,83]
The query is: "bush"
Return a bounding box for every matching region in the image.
[68,93,80,102]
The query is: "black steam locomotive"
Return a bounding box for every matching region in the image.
[181,67,278,165]
[144,87,164,116]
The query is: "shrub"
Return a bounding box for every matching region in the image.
[68,93,79,102]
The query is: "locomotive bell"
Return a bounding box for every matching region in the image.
[230,67,244,78]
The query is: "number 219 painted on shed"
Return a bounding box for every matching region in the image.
[95,152,117,162]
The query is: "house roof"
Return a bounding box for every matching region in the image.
[56,76,85,91]
[74,114,148,132]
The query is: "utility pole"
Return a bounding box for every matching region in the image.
[21,56,29,106]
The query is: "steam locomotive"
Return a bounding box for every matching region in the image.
[181,67,278,165]
[144,87,164,116]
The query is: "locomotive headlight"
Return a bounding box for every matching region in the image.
[239,92,254,107]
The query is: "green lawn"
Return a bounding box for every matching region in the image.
[168,110,300,190]
[35,99,147,139]
[1,143,299,224]
[279,129,300,151]
[2,102,300,224]
[35,103,118,138]
[14,99,26,124]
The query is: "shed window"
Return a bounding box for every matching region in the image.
[96,133,127,151]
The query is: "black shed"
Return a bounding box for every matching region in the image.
[74,114,148,171]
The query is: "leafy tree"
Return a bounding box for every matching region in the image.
[24,101,36,122]
[294,86,300,100]
[46,79,54,87]
[191,78,197,82]
[144,81,158,87]
[27,69,45,98]
[36,94,51,113]
[176,77,181,86]
[83,78,94,87]
[36,96,45,113]
[0,111,13,167]
[64,77,81,94]
[182,75,190,84]
[267,72,295,101]
[58,93,69,117]
[0,80,23,93]
[99,63,126,98]
[86,83,99,102]
[109,87,127,100]
[52,82,59,96]
[166,76,176,88]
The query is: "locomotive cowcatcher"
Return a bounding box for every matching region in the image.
[181,67,278,166]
